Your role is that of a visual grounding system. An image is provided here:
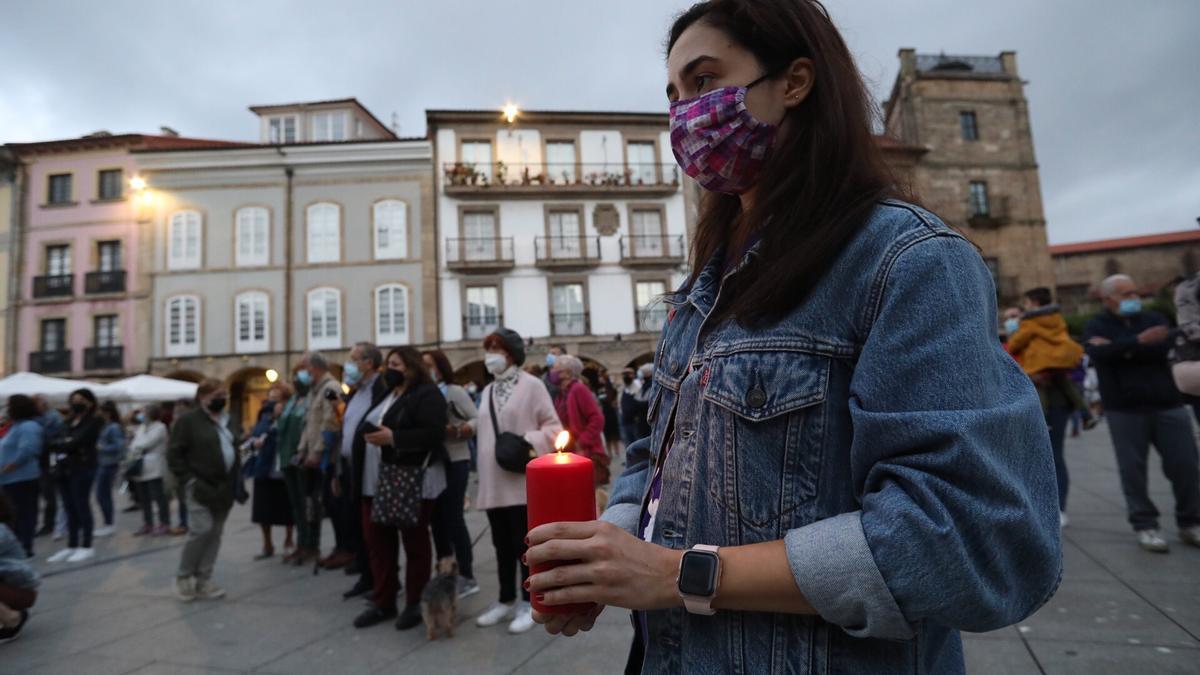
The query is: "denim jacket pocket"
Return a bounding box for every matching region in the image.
[701,349,829,529]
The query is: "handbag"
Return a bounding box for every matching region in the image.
[371,450,430,529]
[123,457,144,481]
[489,390,536,474]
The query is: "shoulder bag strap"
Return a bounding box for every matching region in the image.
[488,389,503,439]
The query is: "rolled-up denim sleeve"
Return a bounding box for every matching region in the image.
[787,232,1062,639]
[601,436,652,534]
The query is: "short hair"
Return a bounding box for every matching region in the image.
[195,378,224,401]
[356,342,383,369]
[1023,287,1053,307]
[1099,274,1134,299]
[422,349,455,384]
[7,394,37,421]
[557,354,584,378]
[304,351,329,371]
[548,344,566,355]
[71,388,97,407]
[385,346,432,387]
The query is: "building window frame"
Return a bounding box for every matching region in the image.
[165,294,201,357]
[234,290,270,354]
[632,275,671,334]
[305,201,342,264]
[374,283,410,346]
[544,138,579,185]
[959,111,979,142]
[543,203,587,259]
[93,314,120,348]
[457,138,495,182]
[167,209,203,270]
[44,243,71,276]
[47,172,74,205]
[372,199,409,260]
[548,277,590,337]
[969,181,990,217]
[456,204,502,262]
[235,205,271,267]
[625,138,661,185]
[306,286,343,350]
[311,111,347,142]
[268,115,298,144]
[462,282,503,341]
[96,168,124,201]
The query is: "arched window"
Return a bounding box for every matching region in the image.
[375,284,409,345]
[234,291,269,353]
[165,295,200,356]
[168,210,202,269]
[235,206,269,266]
[373,200,408,259]
[307,287,341,350]
[306,202,340,263]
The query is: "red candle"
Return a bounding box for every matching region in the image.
[526,432,596,615]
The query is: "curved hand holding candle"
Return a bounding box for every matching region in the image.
[526,430,597,615]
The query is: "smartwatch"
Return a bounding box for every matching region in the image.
[677,544,721,615]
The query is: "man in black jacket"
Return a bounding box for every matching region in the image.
[338,342,389,598]
[1084,274,1200,553]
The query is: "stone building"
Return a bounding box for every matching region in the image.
[0,148,16,376]
[884,49,1054,304]
[1050,230,1200,315]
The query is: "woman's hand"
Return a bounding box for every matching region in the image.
[525,520,682,612]
[364,427,393,447]
[532,603,605,636]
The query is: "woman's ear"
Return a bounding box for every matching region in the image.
[782,57,815,109]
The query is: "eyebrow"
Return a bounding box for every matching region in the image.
[666,54,719,97]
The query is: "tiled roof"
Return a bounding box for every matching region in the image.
[1049,230,1200,256]
[7,133,251,155]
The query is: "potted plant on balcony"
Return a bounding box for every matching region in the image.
[623,167,634,186]
[496,160,508,185]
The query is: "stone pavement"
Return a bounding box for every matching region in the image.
[4,421,1198,674]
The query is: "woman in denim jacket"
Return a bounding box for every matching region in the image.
[525,1,1062,673]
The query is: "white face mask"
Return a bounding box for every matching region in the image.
[485,353,509,376]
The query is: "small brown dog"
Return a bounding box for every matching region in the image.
[421,557,459,640]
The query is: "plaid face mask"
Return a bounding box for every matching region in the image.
[669,74,778,195]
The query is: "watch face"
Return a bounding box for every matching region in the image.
[678,550,719,597]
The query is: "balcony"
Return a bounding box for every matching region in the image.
[967,195,1012,228]
[551,312,589,337]
[32,274,73,299]
[636,307,668,333]
[84,346,124,371]
[619,235,686,266]
[463,315,503,341]
[30,350,71,374]
[85,270,127,294]
[534,236,602,268]
[445,237,516,272]
[443,162,680,197]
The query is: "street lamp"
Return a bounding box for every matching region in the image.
[265,368,279,383]
[503,102,520,124]
[129,176,147,191]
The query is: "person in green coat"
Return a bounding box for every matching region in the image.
[276,375,312,565]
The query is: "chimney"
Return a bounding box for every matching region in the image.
[159,126,180,137]
[1000,51,1019,77]
[897,48,917,77]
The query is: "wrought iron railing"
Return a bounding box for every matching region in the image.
[85,270,126,294]
[551,312,589,337]
[84,346,123,371]
[534,236,602,265]
[619,235,686,263]
[444,237,516,268]
[444,162,680,189]
[33,274,73,298]
[30,350,71,374]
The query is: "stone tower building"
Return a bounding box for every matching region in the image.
[884,49,1055,305]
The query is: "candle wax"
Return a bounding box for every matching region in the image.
[526,451,597,615]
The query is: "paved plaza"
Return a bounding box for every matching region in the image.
[4,421,1199,674]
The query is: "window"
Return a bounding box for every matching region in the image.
[462,210,497,261]
[311,111,346,142]
[47,174,72,204]
[630,209,664,257]
[98,241,121,271]
[40,319,66,352]
[635,281,668,332]
[94,315,119,348]
[307,288,341,350]
[460,141,493,181]
[969,181,990,216]
[45,245,71,276]
[627,142,658,185]
[552,283,586,336]
[375,284,409,345]
[235,291,269,353]
[236,206,270,266]
[168,210,202,269]
[465,286,500,340]
[269,116,297,144]
[546,141,577,184]
[97,169,123,200]
[166,295,200,356]
[373,200,408,260]
[547,210,582,258]
[306,203,340,263]
[960,111,979,141]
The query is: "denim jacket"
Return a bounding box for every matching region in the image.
[603,200,1061,674]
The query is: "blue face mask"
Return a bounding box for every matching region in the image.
[546,354,557,367]
[1004,318,1020,335]
[296,370,313,386]
[1118,298,1142,316]
[343,362,361,386]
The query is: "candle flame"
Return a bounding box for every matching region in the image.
[554,431,570,452]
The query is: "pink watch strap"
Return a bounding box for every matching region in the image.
[681,544,720,615]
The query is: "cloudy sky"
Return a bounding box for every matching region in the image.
[2,0,1196,244]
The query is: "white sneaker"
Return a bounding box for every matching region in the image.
[93,526,115,538]
[47,548,76,563]
[176,576,196,602]
[476,601,516,627]
[194,579,226,600]
[1180,525,1200,548]
[1059,512,1069,528]
[1136,529,1169,553]
[67,547,96,563]
[507,602,536,634]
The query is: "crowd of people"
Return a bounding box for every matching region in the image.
[0,331,653,643]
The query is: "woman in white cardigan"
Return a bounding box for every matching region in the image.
[128,404,171,536]
[474,328,562,635]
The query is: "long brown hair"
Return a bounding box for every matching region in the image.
[387,346,433,388]
[669,0,902,325]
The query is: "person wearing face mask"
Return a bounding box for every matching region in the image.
[45,388,103,564]
[295,352,347,569]
[541,345,565,399]
[168,379,241,602]
[552,355,608,486]
[127,404,170,537]
[525,3,1062,673]
[474,329,563,635]
[276,370,314,565]
[618,368,642,450]
[630,363,654,441]
[338,342,387,597]
[248,384,294,560]
[353,347,447,631]
[1084,274,1200,553]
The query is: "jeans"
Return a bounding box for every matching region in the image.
[38,471,56,532]
[486,505,529,603]
[137,478,170,527]
[95,464,119,526]
[58,467,96,549]
[177,482,229,581]
[431,460,474,580]
[2,479,39,557]
[1107,407,1200,531]
[1046,405,1070,512]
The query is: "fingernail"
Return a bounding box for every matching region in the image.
[524,536,530,545]
[523,579,531,590]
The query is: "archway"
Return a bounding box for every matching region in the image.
[625,352,655,370]
[453,360,486,389]
[164,369,205,383]
[226,367,272,436]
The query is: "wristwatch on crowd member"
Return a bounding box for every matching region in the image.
[677,544,721,615]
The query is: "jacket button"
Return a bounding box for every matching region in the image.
[747,387,767,409]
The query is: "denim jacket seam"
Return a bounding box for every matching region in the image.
[861,229,969,337]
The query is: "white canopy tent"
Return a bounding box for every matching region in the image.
[0,372,107,405]
[99,374,198,403]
